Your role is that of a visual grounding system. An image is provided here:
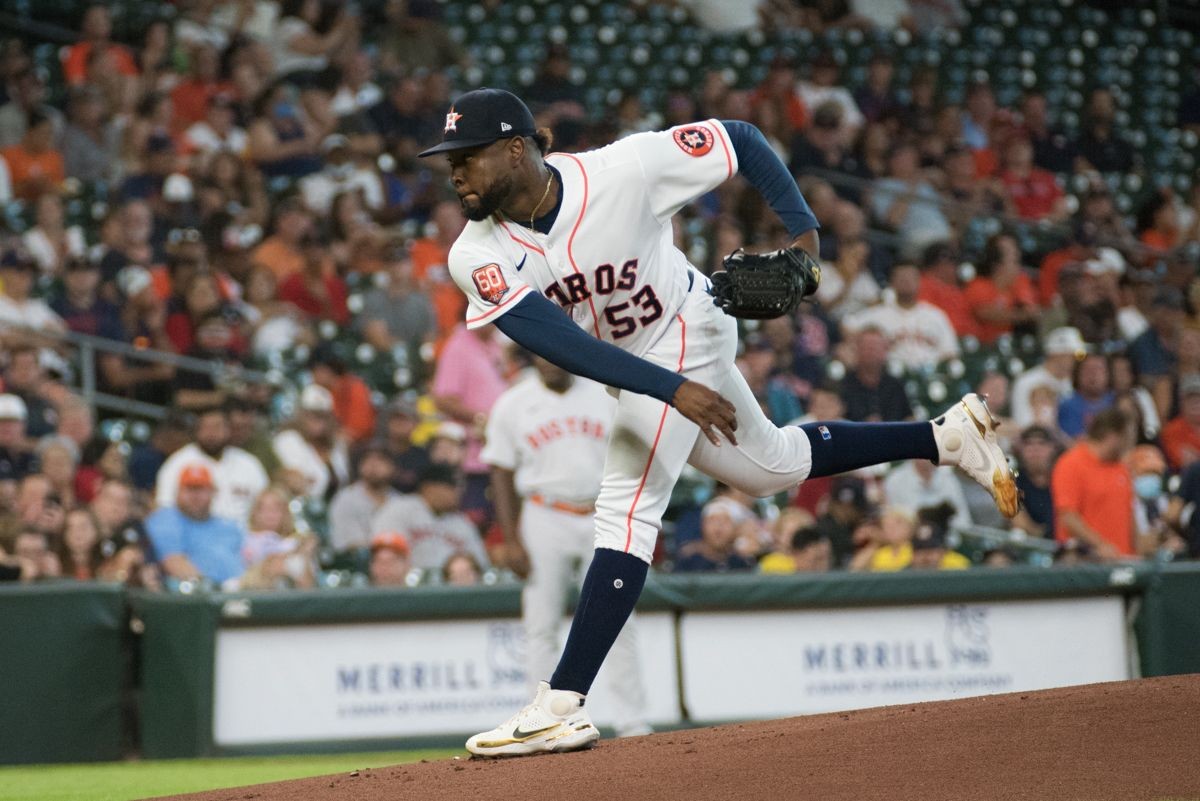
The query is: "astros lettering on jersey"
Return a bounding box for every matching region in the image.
[448,120,737,358]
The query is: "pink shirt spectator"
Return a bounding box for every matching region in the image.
[432,325,508,473]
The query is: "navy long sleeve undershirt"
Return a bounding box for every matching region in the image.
[494,292,686,404]
[721,119,820,239]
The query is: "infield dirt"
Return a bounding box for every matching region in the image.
[151,675,1200,801]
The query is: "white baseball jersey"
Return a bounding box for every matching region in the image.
[155,443,268,526]
[843,299,960,370]
[447,120,738,356]
[481,373,615,503]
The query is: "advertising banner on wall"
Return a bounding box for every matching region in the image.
[679,597,1130,721]
[213,613,679,745]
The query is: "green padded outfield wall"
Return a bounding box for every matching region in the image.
[0,583,125,764]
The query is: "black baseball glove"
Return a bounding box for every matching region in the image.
[709,247,822,320]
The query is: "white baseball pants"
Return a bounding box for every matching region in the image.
[593,280,814,563]
[520,499,649,734]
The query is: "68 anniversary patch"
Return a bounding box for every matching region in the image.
[672,126,714,157]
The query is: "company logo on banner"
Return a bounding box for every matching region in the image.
[213,614,680,745]
[680,597,1129,720]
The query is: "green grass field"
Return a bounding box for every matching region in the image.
[0,749,461,801]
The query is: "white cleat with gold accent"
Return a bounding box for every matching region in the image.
[466,681,600,758]
[932,393,1020,518]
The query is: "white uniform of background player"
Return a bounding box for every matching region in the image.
[453,121,815,564]
[481,364,650,736]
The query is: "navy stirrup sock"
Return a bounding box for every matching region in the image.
[801,421,939,478]
[550,547,648,696]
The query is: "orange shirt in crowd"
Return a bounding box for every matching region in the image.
[919,274,976,337]
[1140,229,1177,254]
[251,237,306,283]
[1051,441,1134,556]
[410,236,466,338]
[963,272,1037,344]
[170,79,232,133]
[1,145,65,199]
[972,147,998,178]
[331,374,377,443]
[1038,247,1082,307]
[63,42,139,84]
[1160,417,1200,472]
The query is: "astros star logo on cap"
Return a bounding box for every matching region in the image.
[444,109,463,133]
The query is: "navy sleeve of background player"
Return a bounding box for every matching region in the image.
[495,294,687,405]
[722,120,820,238]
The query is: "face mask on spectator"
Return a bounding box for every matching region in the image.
[1134,474,1162,501]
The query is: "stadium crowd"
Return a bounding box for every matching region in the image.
[1,0,1199,589]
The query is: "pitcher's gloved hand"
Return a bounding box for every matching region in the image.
[710,246,821,320]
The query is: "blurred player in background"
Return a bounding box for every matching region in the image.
[484,355,651,738]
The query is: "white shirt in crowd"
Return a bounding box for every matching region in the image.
[815,261,881,320]
[299,167,384,215]
[155,442,269,526]
[1010,365,1074,428]
[184,121,248,160]
[883,462,972,529]
[844,298,960,370]
[371,494,489,572]
[481,373,615,504]
[0,294,65,333]
[272,428,350,501]
[22,226,87,274]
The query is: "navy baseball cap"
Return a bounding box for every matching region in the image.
[418,88,537,158]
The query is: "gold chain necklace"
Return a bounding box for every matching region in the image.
[529,171,553,229]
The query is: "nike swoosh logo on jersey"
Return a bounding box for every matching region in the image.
[515,254,527,272]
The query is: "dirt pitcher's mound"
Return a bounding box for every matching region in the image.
[155,676,1200,801]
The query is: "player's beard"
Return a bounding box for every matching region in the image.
[460,174,513,221]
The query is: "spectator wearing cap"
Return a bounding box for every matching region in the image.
[1,346,56,438]
[427,420,467,468]
[1011,327,1086,428]
[0,248,66,349]
[61,4,139,85]
[308,347,376,443]
[963,233,1039,346]
[838,326,913,423]
[273,384,350,502]
[674,497,758,573]
[146,463,246,586]
[1,110,63,200]
[371,463,489,572]
[1128,287,1186,383]
[432,322,509,524]
[999,136,1068,222]
[909,504,971,570]
[843,263,959,371]
[183,92,247,166]
[871,141,953,260]
[1160,375,1200,473]
[369,531,412,587]
[156,406,269,527]
[812,476,872,568]
[357,246,436,355]
[1058,353,1115,439]
[883,459,971,529]
[277,230,349,325]
[0,395,35,483]
[50,254,120,337]
[1116,266,1161,343]
[22,192,87,277]
[1011,425,1061,538]
[788,101,866,194]
[118,131,179,205]
[299,134,384,215]
[329,442,400,553]
[918,242,975,337]
[1051,408,1135,560]
[380,398,430,493]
